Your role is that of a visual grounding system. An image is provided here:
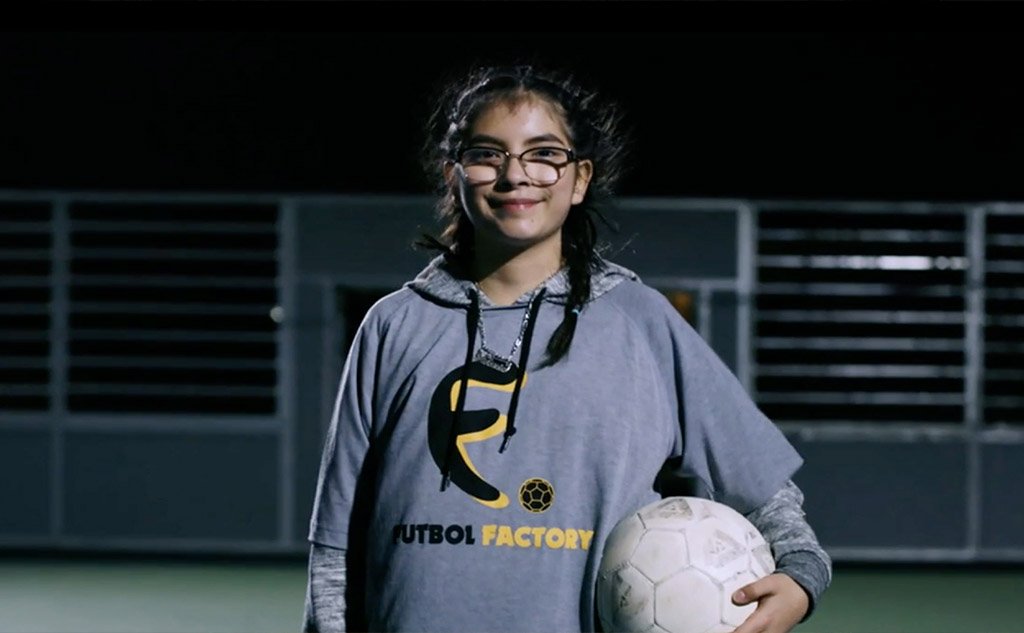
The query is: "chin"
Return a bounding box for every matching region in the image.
[495,230,555,249]
[474,221,561,254]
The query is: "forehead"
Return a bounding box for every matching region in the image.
[467,94,572,144]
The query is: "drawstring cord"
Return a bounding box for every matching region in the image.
[440,291,479,491]
[500,287,546,453]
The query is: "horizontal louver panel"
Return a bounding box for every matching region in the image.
[985,214,1024,424]
[67,203,279,415]
[756,210,967,424]
[0,202,52,412]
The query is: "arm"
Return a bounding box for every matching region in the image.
[641,290,804,516]
[641,291,829,631]
[306,305,384,631]
[732,480,833,633]
[303,544,348,633]
[745,479,832,614]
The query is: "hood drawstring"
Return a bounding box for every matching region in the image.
[500,287,545,453]
[439,287,547,491]
[440,291,480,492]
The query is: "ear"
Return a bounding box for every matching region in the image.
[571,159,594,206]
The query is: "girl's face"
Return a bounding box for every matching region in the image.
[449,96,593,258]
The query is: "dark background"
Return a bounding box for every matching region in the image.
[2,34,1023,633]
[2,31,1022,202]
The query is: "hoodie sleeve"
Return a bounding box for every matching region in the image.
[744,480,832,619]
[308,306,381,548]
[645,291,804,514]
[303,543,348,633]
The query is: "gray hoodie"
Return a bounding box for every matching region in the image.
[307,256,831,633]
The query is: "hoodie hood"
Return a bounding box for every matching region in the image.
[405,254,641,308]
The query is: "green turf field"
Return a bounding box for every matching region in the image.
[0,558,1019,633]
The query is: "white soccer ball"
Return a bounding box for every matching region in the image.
[596,497,775,633]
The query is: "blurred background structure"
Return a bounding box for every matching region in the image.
[2,31,1023,633]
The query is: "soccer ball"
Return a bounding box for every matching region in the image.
[596,497,775,633]
[519,478,554,513]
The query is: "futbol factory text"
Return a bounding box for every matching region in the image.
[393,524,595,551]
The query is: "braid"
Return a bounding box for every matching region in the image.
[544,208,598,366]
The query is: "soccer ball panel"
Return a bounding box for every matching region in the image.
[599,512,646,574]
[638,497,699,528]
[596,564,656,633]
[631,529,690,583]
[684,520,750,584]
[654,569,721,633]
[749,541,775,577]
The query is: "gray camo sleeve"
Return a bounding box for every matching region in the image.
[744,479,832,619]
[302,543,348,633]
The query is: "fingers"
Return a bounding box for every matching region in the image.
[731,573,809,633]
[730,577,778,633]
[732,574,781,606]
[730,608,768,633]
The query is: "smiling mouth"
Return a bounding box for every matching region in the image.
[491,199,540,210]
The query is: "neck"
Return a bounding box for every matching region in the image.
[473,237,563,307]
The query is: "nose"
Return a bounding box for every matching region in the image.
[497,153,531,187]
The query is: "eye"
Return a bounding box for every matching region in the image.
[524,147,569,164]
[461,147,504,165]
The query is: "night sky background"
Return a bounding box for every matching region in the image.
[3,31,1022,202]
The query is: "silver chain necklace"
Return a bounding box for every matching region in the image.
[474,287,542,373]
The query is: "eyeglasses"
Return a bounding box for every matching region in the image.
[457,146,578,186]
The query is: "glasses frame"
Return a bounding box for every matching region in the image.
[455,146,579,187]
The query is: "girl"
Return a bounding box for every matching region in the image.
[304,65,831,633]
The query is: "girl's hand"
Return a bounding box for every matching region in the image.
[731,573,810,633]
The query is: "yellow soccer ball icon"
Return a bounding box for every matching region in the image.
[519,478,554,513]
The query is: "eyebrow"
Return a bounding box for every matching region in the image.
[467,133,569,147]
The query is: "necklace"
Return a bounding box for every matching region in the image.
[474,287,542,373]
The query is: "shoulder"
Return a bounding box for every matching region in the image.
[604,277,670,307]
[597,275,684,325]
[360,287,430,335]
[369,286,421,315]
[593,274,708,357]
[590,258,674,313]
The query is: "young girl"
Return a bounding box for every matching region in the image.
[304,65,831,633]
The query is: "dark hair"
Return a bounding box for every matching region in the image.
[419,65,629,366]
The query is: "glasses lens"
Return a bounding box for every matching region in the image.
[522,148,570,185]
[460,148,502,183]
[463,164,497,183]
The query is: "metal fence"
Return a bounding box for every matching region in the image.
[1,190,1021,561]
